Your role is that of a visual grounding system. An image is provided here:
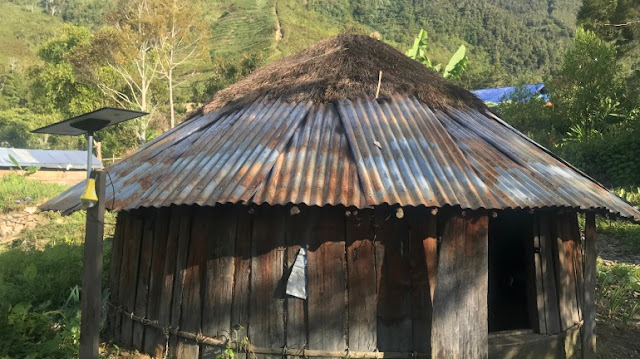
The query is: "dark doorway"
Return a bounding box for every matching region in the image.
[488,211,533,332]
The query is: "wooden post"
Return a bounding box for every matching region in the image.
[79,170,106,359]
[95,141,102,162]
[581,213,597,358]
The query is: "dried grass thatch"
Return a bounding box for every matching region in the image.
[202,34,486,114]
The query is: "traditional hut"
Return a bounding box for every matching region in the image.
[43,35,640,359]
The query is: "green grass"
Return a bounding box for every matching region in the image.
[597,259,640,325]
[0,1,60,70]
[0,173,67,213]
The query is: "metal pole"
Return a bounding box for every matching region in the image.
[79,170,105,359]
[86,133,93,178]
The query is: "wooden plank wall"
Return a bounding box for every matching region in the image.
[112,205,595,359]
[532,212,584,335]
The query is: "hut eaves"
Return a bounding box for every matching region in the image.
[41,35,640,221]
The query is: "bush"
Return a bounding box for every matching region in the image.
[0,242,83,358]
[559,127,640,187]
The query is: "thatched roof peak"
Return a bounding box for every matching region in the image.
[203,34,486,114]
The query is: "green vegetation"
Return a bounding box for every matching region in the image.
[0,174,115,358]
[597,260,640,325]
[405,29,467,79]
[0,242,84,358]
[0,0,589,160]
[0,173,66,213]
[0,1,60,69]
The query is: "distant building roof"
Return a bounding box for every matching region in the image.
[0,147,102,170]
[471,83,548,104]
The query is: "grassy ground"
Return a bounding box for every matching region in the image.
[0,173,66,213]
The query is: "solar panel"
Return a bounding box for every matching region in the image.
[32,107,147,136]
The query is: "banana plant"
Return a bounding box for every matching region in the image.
[406,29,468,79]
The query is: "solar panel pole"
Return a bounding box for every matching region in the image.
[31,108,148,359]
[86,132,93,179]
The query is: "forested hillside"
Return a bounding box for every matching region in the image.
[1,0,580,85]
[205,0,582,86]
[0,0,583,158]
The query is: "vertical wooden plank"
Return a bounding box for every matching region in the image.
[346,209,377,352]
[564,214,582,324]
[531,214,547,333]
[202,205,238,359]
[286,207,312,352]
[375,207,412,352]
[108,212,127,340]
[143,207,171,355]
[582,213,597,359]
[571,214,584,321]
[176,206,209,359]
[431,213,489,359]
[553,213,580,330]
[539,213,561,334]
[153,206,183,358]
[249,206,286,358]
[230,207,252,359]
[119,211,144,348]
[133,209,155,351]
[431,214,464,359]
[306,208,347,353]
[168,206,193,358]
[461,215,488,359]
[407,208,437,354]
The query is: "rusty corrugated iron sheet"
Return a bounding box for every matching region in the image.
[253,103,365,207]
[41,96,640,221]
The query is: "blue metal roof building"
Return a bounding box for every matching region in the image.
[471,83,548,104]
[0,147,102,170]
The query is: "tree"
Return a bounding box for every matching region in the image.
[154,0,206,128]
[405,29,468,78]
[549,28,624,144]
[578,0,640,105]
[42,0,60,16]
[73,0,164,144]
[0,108,76,149]
[29,25,103,118]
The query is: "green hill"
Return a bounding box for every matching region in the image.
[205,0,582,85]
[0,0,581,95]
[0,1,61,72]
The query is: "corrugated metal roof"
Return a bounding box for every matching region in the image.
[471,83,548,104]
[0,147,102,170]
[40,96,640,221]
